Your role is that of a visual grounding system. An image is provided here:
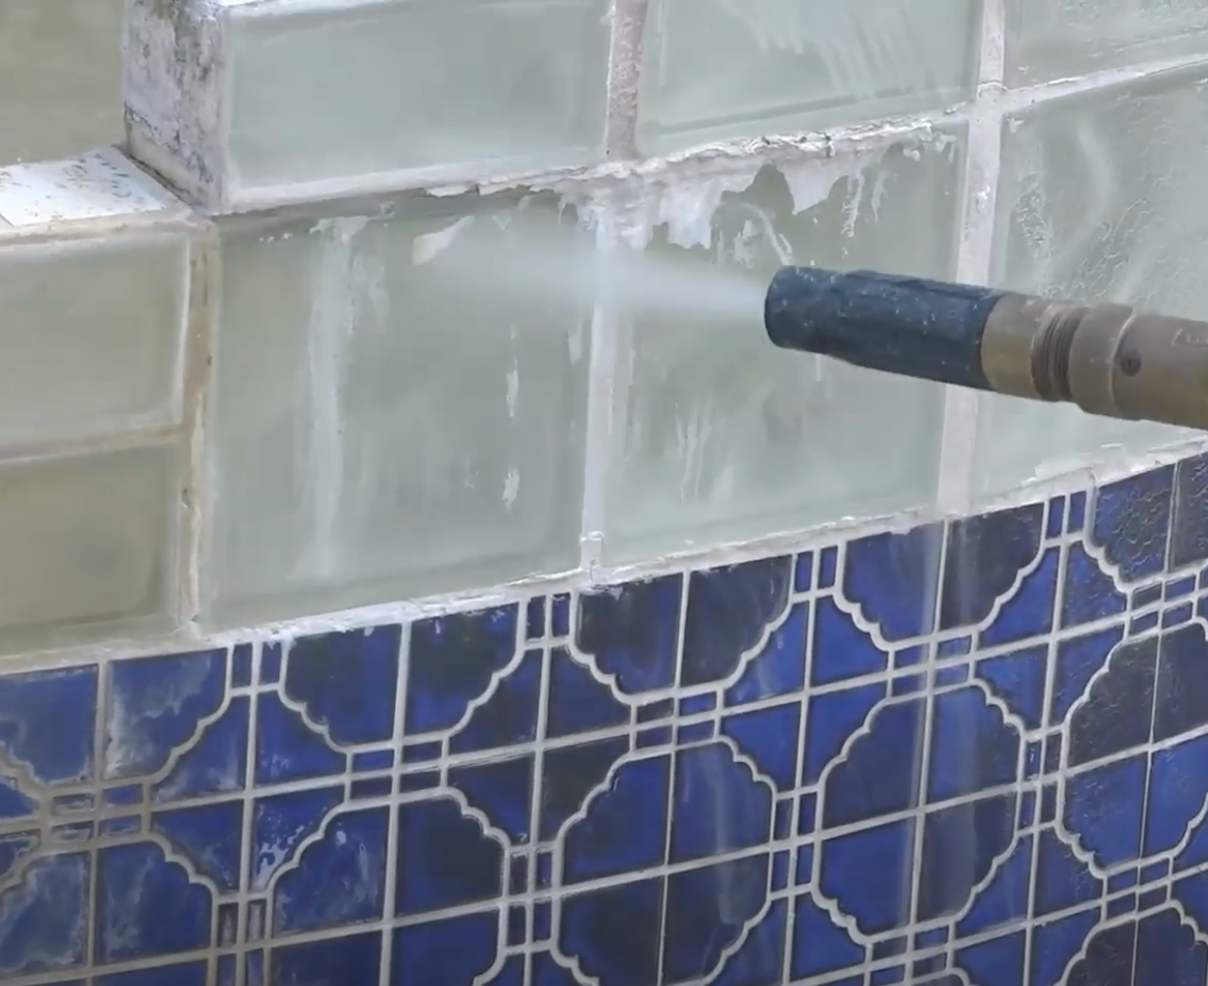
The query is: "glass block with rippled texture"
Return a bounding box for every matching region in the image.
[125,0,611,211]
[980,65,1208,502]
[0,150,197,647]
[209,194,590,627]
[0,0,123,164]
[636,0,980,155]
[1006,0,1208,86]
[600,132,963,563]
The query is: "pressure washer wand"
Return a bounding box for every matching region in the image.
[764,267,1208,431]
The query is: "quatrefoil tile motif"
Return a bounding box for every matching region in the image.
[1,455,1208,985]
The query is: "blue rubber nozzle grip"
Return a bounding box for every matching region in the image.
[763,266,1005,391]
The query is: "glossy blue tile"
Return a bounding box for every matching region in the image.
[1,457,1206,986]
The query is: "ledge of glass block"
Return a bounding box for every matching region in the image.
[0,443,180,652]
[0,0,124,165]
[597,129,964,564]
[206,191,591,628]
[0,149,201,445]
[636,0,979,156]
[978,63,1208,498]
[124,0,611,212]
[1005,0,1208,86]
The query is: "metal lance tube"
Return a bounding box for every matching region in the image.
[764,266,1208,432]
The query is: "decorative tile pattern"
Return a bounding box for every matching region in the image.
[3,455,1208,985]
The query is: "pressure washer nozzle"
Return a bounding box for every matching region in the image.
[764,266,1208,432]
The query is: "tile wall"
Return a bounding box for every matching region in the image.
[3,0,1208,984]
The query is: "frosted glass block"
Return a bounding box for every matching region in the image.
[209,194,590,626]
[0,0,123,164]
[980,65,1208,500]
[637,0,980,155]
[125,0,611,211]
[602,134,963,562]
[0,151,197,444]
[1006,0,1208,86]
[0,445,178,645]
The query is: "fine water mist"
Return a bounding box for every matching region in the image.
[412,210,769,326]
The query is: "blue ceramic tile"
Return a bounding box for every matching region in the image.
[4,457,1208,986]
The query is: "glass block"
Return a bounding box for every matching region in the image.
[125,0,611,211]
[980,65,1208,501]
[0,0,123,164]
[601,132,963,563]
[1006,0,1208,86]
[637,0,980,155]
[0,444,178,644]
[0,151,197,444]
[208,193,590,627]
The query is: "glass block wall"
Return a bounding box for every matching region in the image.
[3,1,1208,985]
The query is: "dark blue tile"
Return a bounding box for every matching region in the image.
[565,755,669,882]
[1135,584,1163,607]
[551,594,571,637]
[980,547,1059,646]
[1154,623,1208,741]
[636,699,673,722]
[546,647,628,738]
[283,624,400,746]
[1141,860,1169,883]
[1068,636,1154,765]
[1172,873,1208,945]
[798,793,816,836]
[1068,491,1087,532]
[773,799,791,839]
[1163,604,1193,628]
[576,575,681,694]
[871,937,906,959]
[1030,908,1098,986]
[1047,497,1066,538]
[398,772,438,795]
[526,596,546,638]
[927,688,1020,801]
[894,645,925,667]
[933,664,966,688]
[449,754,533,844]
[275,807,389,933]
[152,801,243,890]
[724,602,809,704]
[1064,755,1147,868]
[1062,544,1127,627]
[508,905,526,945]
[1132,611,1160,634]
[681,557,792,686]
[802,683,886,787]
[662,856,768,981]
[638,725,673,748]
[870,968,903,985]
[811,597,888,685]
[1171,453,1208,569]
[956,833,1031,935]
[790,891,865,979]
[941,503,1044,630]
[96,843,210,961]
[561,879,662,986]
[675,722,713,744]
[353,749,393,772]
[721,703,800,791]
[509,854,528,893]
[824,698,922,827]
[232,644,253,687]
[794,552,813,592]
[917,794,1016,922]
[795,843,814,885]
[710,898,787,986]
[892,673,926,694]
[155,695,250,802]
[1107,870,1137,892]
[450,648,542,753]
[1065,921,1136,986]
[105,649,226,779]
[1145,733,1208,856]
[671,744,771,862]
[976,645,1047,729]
[843,524,944,640]
[1167,575,1196,600]
[1052,624,1125,727]
[406,605,518,735]
[1035,829,1103,915]
[1106,893,1135,917]
[217,953,236,986]
[250,786,343,891]
[771,850,789,890]
[1091,465,1174,582]
[216,902,237,946]
[0,669,95,788]
[956,932,1025,986]
[1134,908,1208,986]
[0,852,88,976]
[246,950,265,986]
[535,851,553,889]
[533,901,551,941]
[937,636,972,657]
[819,819,914,935]
[395,797,503,914]
[819,547,838,589]
[260,643,282,684]
[254,692,344,785]
[277,931,383,986]
[540,737,628,840]
[679,693,715,715]
[246,900,266,941]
